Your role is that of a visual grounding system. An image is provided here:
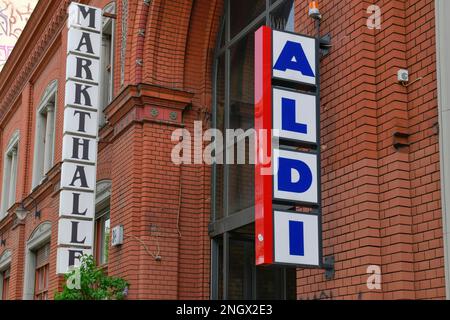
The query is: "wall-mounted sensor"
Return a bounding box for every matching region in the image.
[111,225,124,247]
[398,69,409,83]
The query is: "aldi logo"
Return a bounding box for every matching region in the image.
[255,26,322,267]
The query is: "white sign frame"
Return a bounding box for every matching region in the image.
[272,87,317,145]
[272,30,317,86]
[273,148,319,205]
[273,210,320,266]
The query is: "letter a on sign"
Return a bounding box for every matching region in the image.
[272,30,316,86]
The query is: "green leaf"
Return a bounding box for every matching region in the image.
[54,254,129,300]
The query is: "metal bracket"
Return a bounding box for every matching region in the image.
[319,34,332,57]
[323,255,335,280]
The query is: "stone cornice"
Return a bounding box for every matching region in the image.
[101,84,194,141]
[0,161,61,232]
[0,0,90,123]
[104,83,194,127]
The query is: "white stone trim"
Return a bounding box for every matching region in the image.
[96,179,112,213]
[31,80,58,189]
[436,0,450,300]
[99,2,116,127]
[0,130,20,219]
[0,249,11,271]
[22,222,52,300]
[0,249,11,299]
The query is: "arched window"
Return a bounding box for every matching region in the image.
[31,79,58,189]
[99,2,116,127]
[94,180,111,266]
[211,0,296,300]
[1,130,20,218]
[0,249,12,300]
[22,221,52,300]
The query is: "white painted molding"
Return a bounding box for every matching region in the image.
[96,179,112,213]
[0,130,20,219]
[31,80,58,189]
[435,0,450,300]
[0,249,11,300]
[23,221,52,300]
[0,249,12,271]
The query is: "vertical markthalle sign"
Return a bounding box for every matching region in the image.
[255,26,322,267]
[57,3,102,274]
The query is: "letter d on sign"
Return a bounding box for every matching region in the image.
[273,149,318,205]
[278,157,312,193]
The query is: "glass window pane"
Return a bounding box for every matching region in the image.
[270,0,295,32]
[217,237,223,300]
[229,32,255,131]
[216,55,225,136]
[228,239,254,299]
[214,54,225,220]
[219,18,225,49]
[102,217,110,263]
[256,267,297,299]
[256,267,282,299]
[230,0,265,39]
[214,164,224,220]
[286,267,297,300]
[228,30,257,214]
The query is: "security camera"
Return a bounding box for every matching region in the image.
[398,69,409,83]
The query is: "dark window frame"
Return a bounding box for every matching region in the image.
[95,207,110,267]
[34,243,50,300]
[2,268,10,300]
[211,0,296,300]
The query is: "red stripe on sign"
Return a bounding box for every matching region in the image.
[255,26,273,265]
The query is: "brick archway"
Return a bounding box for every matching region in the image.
[105,0,224,299]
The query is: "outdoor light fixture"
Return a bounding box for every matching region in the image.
[14,196,41,221]
[0,234,5,247]
[14,202,28,221]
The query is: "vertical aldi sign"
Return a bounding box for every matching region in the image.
[255,27,321,267]
[56,3,102,274]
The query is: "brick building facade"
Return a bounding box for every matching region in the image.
[0,0,449,300]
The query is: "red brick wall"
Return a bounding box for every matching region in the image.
[0,0,219,300]
[0,0,446,300]
[295,0,445,299]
